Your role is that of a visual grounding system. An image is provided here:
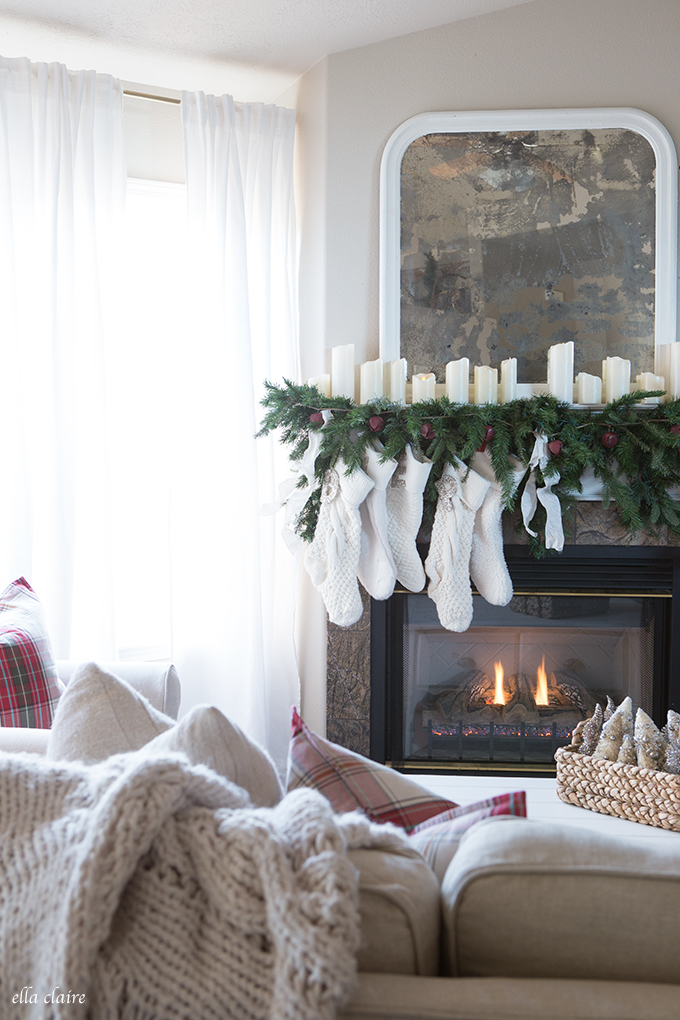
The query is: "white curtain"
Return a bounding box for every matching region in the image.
[0,63,300,771]
[0,56,126,659]
[176,92,300,770]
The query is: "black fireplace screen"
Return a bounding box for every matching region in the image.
[371,548,680,774]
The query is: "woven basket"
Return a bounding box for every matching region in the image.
[555,746,680,831]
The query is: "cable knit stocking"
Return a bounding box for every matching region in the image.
[357,444,399,600]
[385,444,432,592]
[425,458,490,632]
[304,458,374,626]
[469,449,526,606]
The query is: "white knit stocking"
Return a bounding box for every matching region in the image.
[304,458,374,626]
[385,444,432,592]
[425,458,490,632]
[357,444,399,600]
[469,449,526,606]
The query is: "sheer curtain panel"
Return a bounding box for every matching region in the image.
[178,92,300,770]
[0,57,125,659]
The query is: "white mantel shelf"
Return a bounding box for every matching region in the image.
[411,773,679,846]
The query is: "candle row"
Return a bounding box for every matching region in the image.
[308,346,409,402]
[308,342,680,406]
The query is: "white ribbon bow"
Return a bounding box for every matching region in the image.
[260,408,333,553]
[520,432,564,551]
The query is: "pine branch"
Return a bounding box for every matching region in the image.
[258,382,680,553]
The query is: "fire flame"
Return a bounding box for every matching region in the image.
[493,661,506,705]
[535,657,549,706]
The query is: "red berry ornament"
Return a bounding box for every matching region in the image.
[368,415,384,433]
[548,439,564,456]
[601,431,619,449]
[477,425,495,453]
[309,412,324,425]
[670,424,680,435]
[420,423,435,441]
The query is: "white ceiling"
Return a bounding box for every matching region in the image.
[0,0,535,77]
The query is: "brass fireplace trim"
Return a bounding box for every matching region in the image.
[395,587,671,597]
[508,590,670,598]
[387,761,558,776]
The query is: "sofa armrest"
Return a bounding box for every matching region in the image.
[0,661,181,757]
[441,817,680,985]
[0,727,50,754]
[56,661,181,719]
[350,843,440,977]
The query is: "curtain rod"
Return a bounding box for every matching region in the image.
[124,89,181,105]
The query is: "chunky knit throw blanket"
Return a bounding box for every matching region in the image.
[0,750,407,1020]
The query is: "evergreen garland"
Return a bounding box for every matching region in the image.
[257,380,680,556]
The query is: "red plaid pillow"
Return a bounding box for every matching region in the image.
[408,792,527,882]
[0,578,64,728]
[286,708,458,831]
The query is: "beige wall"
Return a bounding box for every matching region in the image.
[292,0,680,370]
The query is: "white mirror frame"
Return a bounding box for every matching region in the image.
[379,108,678,366]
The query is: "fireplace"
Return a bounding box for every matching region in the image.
[370,547,680,775]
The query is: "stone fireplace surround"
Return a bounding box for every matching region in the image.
[326,502,680,759]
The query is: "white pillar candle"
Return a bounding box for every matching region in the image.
[331,344,355,400]
[604,356,631,402]
[655,343,671,397]
[576,372,602,404]
[473,365,498,404]
[445,358,469,403]
[636,372,665,404]
[382,360,392,397]
[669,343,680,398]
[307,374,331,397]
[388,358,408,404]
[411,372,436,403]
[500,358,517,402]
[360,358,384,403]
[547,341,574,403]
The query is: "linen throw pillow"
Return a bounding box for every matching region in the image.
[143,705,284,807]
[0,577,64,728]
[286,707,458,831]
[46,661,175,762]
[408,792,528,883]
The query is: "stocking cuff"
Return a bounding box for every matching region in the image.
[471,449,526,494]
[451,456,490,513]
[392,444,433,495]
[362,444,398,492]
[337,457,374,508]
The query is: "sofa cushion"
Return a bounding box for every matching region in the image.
[408,792,527,882]
[46,661,174,762]
[0,577,64,728]
[340,974,680,1020]
[441,817,680,985]
[143,705,283,807]
[350,842,440,977]
[287,708,457,830]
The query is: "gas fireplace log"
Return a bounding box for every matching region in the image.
[422,668,600,732]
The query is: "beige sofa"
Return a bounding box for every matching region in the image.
[2,662,678,1020]
[343,816,680,1019]
[0,660,180,754]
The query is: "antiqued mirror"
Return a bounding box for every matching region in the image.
[380,109,677,384]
